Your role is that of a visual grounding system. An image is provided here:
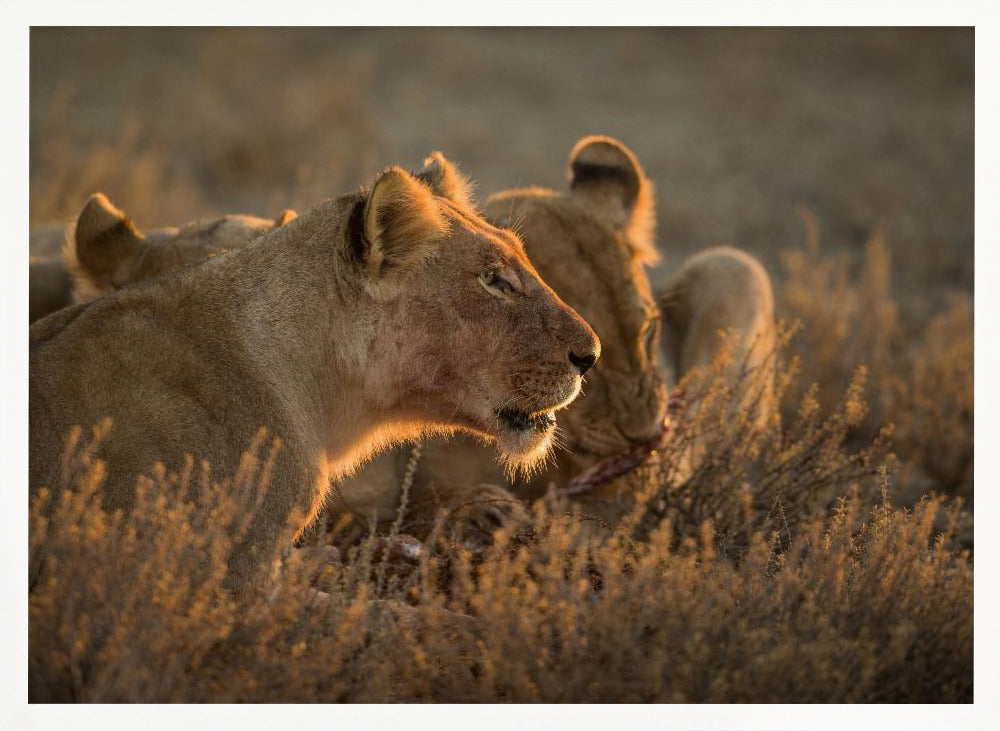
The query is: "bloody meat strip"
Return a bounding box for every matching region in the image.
[555,387,684,498]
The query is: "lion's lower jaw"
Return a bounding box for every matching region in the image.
[493,424,555,479]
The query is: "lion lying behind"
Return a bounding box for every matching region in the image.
[28,203,296,323]
[30,164,599,590]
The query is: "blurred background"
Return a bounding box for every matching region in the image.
[30,28,972,317]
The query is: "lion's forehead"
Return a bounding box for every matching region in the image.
[441,200,528,255]
[520,203,655,337]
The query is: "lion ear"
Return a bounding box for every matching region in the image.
[361,167,449,291]
[274,209,297,227]
[66,193,148,299]
[568,135,659,265]
[412,151,477,210]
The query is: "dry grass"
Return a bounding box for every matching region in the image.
[629,353,892,555]
[29,360,972,703]
[777,211,974,535]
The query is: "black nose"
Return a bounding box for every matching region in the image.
[569,350,597,376]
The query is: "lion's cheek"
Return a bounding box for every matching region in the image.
[382,317,470,397]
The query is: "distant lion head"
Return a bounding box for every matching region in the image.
[65,192,296,303]
[419,137,666,475]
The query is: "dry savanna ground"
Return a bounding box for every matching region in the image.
[28,28,973,702]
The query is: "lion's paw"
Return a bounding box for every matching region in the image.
[445,483,531,548]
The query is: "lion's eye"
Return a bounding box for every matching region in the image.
[480,270,516,296]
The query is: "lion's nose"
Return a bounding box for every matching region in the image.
[555,297,600,375]
[568,349,598,376]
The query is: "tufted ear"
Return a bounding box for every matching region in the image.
[361,166,449,292]
[568,135,659,264]
[274,209,298,227]
[66,193,149,300]
[411,151,477,210]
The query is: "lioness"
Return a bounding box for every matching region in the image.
[27,202,296,323]
[30,165,600,590]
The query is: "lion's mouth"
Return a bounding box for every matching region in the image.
[556,419,671,497]
[496,405,557,434]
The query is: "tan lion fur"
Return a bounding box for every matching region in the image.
[29,165,599,592]
[657,245,777,433]
[27,200,296,323]
[64,194,296,305]
[29,257,74,324]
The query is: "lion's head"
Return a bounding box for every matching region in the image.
[64,192,296,304]
[478,137,666,479]
[352,164,601,471]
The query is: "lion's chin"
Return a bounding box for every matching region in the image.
[451,400,560,476]
[492,412,556,476]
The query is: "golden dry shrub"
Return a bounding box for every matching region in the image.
[30,422,245,701]
[415,491,971,703]
[30,114,201,228]
[535,331,890,556]
[889,298,974,497]
[29,375,971,702]
[779,209,898,426]
[778,210,972,508]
